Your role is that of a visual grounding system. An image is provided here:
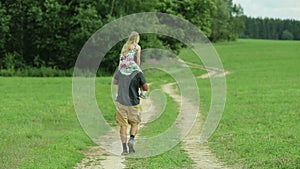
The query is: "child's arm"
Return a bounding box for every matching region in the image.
[135,45,141,66]
[113,79,118,85]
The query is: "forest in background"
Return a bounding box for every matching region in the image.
[0,0,299,76]
[241,17,300,40]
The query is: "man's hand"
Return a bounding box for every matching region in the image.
[142,83,149,91]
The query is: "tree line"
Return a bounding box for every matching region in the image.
[241,16,300,40]
[1,0,244,76]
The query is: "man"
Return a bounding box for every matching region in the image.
[113,70,149,155]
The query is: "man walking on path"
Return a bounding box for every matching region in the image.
[113,70,149,155]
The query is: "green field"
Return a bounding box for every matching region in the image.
[210,39,300,168]
[1,39,299,168]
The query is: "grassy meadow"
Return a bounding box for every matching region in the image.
[0,39,299,168]
[0,78,94,168]
[210,39,300,168]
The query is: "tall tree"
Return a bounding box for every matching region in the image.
[210,0,244,41]
[0,2,11,69]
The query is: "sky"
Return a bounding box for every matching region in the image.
[232,0,300,20]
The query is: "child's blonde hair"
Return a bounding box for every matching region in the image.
[121,31,140,55]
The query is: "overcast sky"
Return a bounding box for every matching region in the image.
[232,0,300,20]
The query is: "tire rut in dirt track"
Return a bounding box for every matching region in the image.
[74,98,154,169]
[162,83,228,169]
[75,84,228,169]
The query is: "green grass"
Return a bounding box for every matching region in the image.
[138,70,179,137]
[204,39,300,168]
[0,78,94,168]
[1,39,299,168]
[1,73,194,168]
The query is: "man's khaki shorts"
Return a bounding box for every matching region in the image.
[115,102,141,126]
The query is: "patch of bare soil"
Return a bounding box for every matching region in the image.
[162,83,228,169]
[74,146,125,169]
[74,98,154,169]
[178,59,231,79]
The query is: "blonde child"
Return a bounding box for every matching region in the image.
[119,31,146,99]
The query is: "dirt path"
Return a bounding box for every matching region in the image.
[75,60,230,168]
[74,98,155,169]
[160,58,230,168]
[162,83,228,169]
[74,146,125,169]
[178,59,231,79]
[75,84,228,169]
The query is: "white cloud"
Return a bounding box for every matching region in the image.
[232,0,300,20]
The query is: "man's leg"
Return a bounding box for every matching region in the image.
[115,103,130,155]
[128,124,138,153]
[130,124,138,136]
[120,125,128,155]
[127,104,141,153]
